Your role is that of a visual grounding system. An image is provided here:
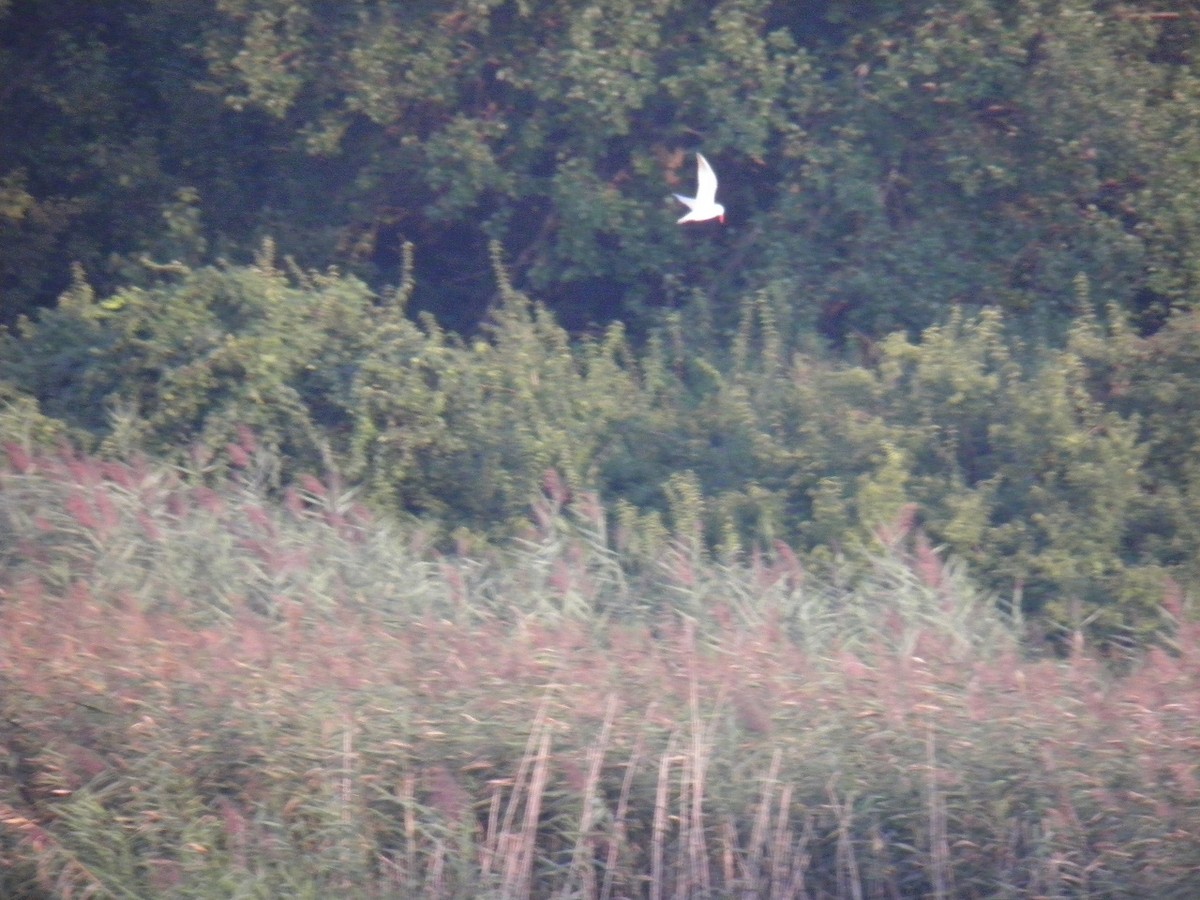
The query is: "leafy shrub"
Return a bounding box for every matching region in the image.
[4,252,1197,644]
[1,244,410,473]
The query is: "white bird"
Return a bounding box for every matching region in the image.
[675,152,725,224]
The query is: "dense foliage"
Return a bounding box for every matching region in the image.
[3,1,1200,336]
[6,5,1200,890]
[3,250,1198,648]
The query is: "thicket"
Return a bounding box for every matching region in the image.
[3,249,1197,648]
[3,444,1200,897]
[5,1,1199,647]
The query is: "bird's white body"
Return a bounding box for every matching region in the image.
[675,152,725,224]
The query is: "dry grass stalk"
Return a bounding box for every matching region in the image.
[494,694,553,860]
[747,746,784,889]
[480,780,504,878]
[683,623,723,896]
[428,838,446,898]
[599,703,654,900]
[558,693,619,898]
[926,723,951,899]
[507,724,552,897]
[769,782,798,900]
[720,816,738,887]
[341,711,355,825]
[828,781,864,900]
[650,733,678,900]
[402,772,417,887]
[777,813,817,900]
[677,724,694,897]
[493,695,554,899]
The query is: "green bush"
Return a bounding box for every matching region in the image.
[5,251,1197,645]
[2,244,408,475]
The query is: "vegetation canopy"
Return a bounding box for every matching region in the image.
[3,1,1200,337]
[4,3,1200,892]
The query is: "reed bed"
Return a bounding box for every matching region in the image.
[2,446,1199,897]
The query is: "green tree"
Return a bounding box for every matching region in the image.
[7,1,1200,339]
[201,0,1200,338]
[0,2,228,319]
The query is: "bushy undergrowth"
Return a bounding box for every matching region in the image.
[3,446,1199,897]
[3,253,1197,646]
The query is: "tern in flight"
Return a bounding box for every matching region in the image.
[674,152,725,224]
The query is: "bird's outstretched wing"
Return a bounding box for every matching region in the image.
[695,153,719,206]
